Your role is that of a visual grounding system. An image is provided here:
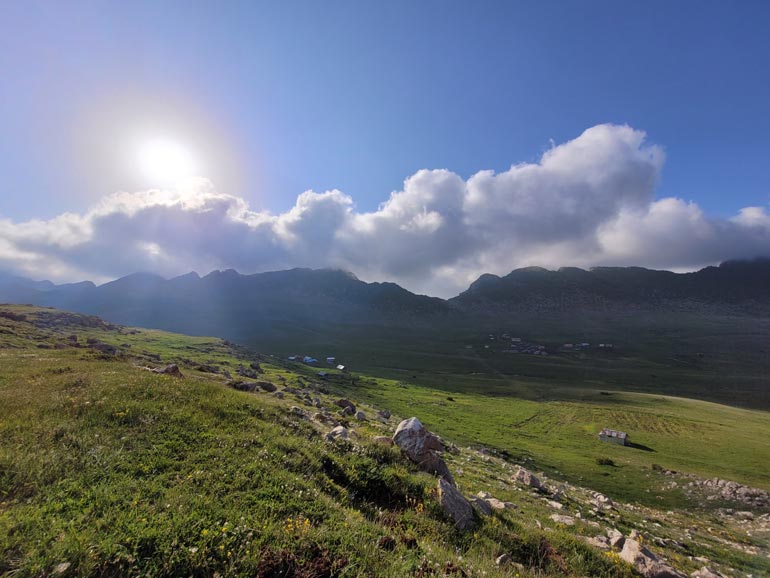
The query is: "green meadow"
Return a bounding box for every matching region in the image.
[1,305,769,577]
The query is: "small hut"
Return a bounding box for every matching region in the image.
[598,428,628,446]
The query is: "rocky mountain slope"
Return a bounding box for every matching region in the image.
[3,260,770,335]
[0,268,455,340]
[450,259,770,314]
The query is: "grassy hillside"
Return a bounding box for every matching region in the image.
[1,306,768,577]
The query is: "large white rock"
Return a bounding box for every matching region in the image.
[607,528,625,549]
[393,417,454,485]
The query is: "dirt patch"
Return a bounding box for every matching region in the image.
[255,547,347,578]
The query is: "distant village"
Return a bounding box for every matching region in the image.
[286,354,346,378]
[468,332,615,357]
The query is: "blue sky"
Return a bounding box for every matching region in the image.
[1,1,770,295]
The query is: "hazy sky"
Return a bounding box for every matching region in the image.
[2,1,770,296]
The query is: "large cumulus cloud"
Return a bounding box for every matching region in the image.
[1,124,768,297]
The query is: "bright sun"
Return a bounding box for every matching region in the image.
[138,138,197,185]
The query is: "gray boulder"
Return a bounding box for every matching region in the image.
[438,478,476,532]
[607,528,625,549]
[620,539,686,578]
[256,381,276,392]
[512,466,542,490]
[325,426,349,442]
[583,535,610,550]
[393,417,454,485]
[549,514,575,526]
[153,363,183,377]
[335,399,356,412]
[468,496,493,516]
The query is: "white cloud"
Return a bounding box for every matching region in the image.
[1,124,769,297]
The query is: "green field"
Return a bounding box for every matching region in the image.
[241,310,770,410]
[1,305,769,577]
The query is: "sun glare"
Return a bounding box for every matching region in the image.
[138,139,197,186]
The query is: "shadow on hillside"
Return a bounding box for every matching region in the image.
[628,441,655,452]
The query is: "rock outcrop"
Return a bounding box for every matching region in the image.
[152,363,183,377]
[607,528,625,549]
[512,466,543,490]
[393,417,454,485]
[437,478,476,532]
[688,477,770,508]
[325,426,349,442]
[619,538,686,578]
[256,381,276,392]
[335,399,356,412]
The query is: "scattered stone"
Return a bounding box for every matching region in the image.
[495,554,511,566]
[468,496,493,516]
[474,491,513,511]
[236,365,259,379]
[689,477,770,509]
[487,498,511,510]
[52,562,71,575]
[325,426,349,442]
[607,528,625,549]
[547,499,563,510]
[289,406,307,418]
[691,567,727,578]
[89,341,117,355]
[620,538,686,578]
[693,557,710,564]
[393,417,454,485]
[152,363,183,377]
[256,381,276,392]
[582,535,610,550]
[313,413,338,426]
[437,478,476,532]
[335,399,356,412]
[549,514,575,526]
[273,391,285,399]
[355,411,367,420]
[512,466,543,490]
[377,409,391,420]
[340,405,355,416]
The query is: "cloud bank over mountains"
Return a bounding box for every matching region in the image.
[1,124,769,297]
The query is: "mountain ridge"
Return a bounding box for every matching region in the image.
[2,258,769,347]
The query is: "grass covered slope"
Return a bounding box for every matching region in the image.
[339,376,770,509]
[0,306,635,578]
[1,305,768,577]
